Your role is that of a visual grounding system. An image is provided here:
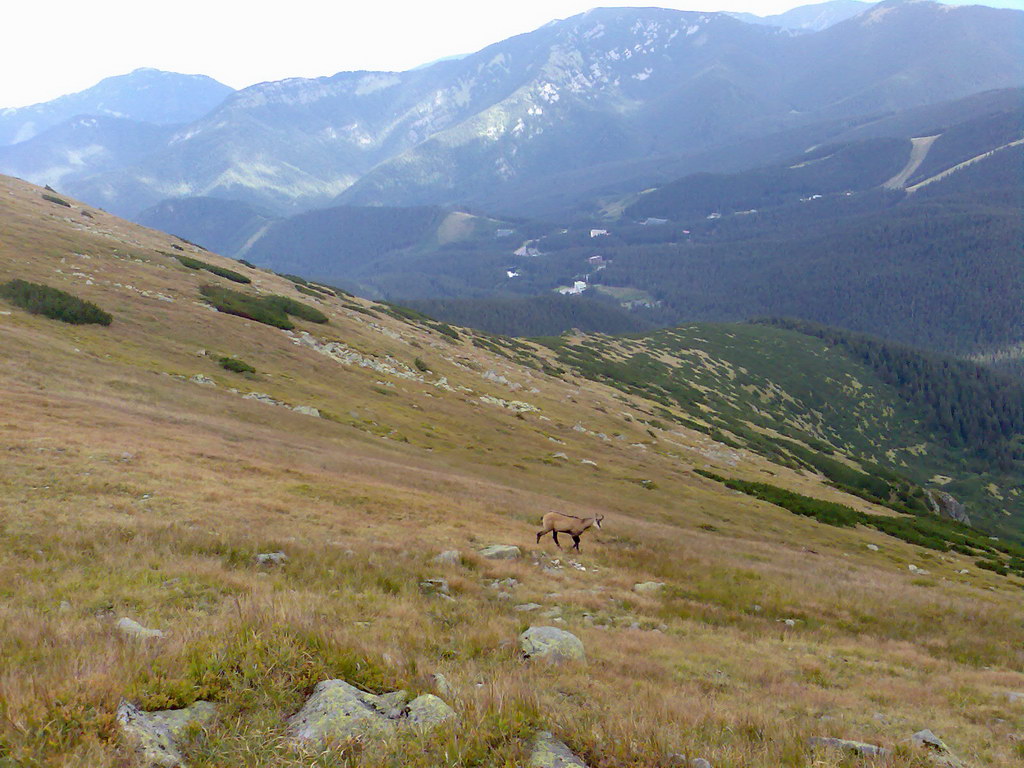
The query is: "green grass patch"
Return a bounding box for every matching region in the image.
[199,286,328,329]
[0,279,111,325]
[219,357,256,374]
[174,255,251,284]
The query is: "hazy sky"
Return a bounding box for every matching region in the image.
[4,0,1022,108]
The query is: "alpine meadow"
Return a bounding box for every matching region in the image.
[1,2,1022,767]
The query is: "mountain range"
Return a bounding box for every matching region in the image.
[1,0,1021,220]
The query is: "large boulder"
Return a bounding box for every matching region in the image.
[529,731,589,767]
[479,544,522,560]
[519,626,585,663]
[910,729,965,768]
[288,680,455,746]
[925,490,971,526]
[116,699,216,768]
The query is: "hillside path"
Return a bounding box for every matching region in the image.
[882,135,940,190]
[906,136,1024,193]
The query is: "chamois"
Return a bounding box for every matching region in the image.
[536,512,604,552]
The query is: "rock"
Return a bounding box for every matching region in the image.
[783,619,797,627]
[515,603,543,612]
[405,694,457,729]
[668,759,712,768]
[529,731,588,768]
[116,699,216,768]
[479,544,521,560]
[690,760,712,768]
[1007,691,1024,704]
[116,617,164,640]
[288,680,455,745]
[431,672,454,698]
[519,626,585,663]
[925,490,971,526]
[58,600,71,613]
[488,577,519,590]
[633,581,666,594]
[189,374,215,387]
[580,459,598,467]
[910,729,965,767]
[255,551,288,565]
[908,564,929,575]
[866,543,880,551]
[292,405,321,418]
[420,578,450,595]
[808,736,892,759]
[433,550,461,565]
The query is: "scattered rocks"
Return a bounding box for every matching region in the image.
[433,550,461,565]
[288,680,455,746]
[479,394,539,413]
[633,581,666,594]
[808,736,892,759]
[519,626,585,663]
[908,564,929,575]
[189,374,215,387]
[116,699,216,767]
[529,731,589,768]
[292,405,321,418]
[515,603,543,612]
[255,551,288,566]
[479,544,522,560]
[116,617,164,640]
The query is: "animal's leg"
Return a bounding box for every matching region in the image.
[571,535,581,551]
[552,532,562,549]
[536,529,547,543]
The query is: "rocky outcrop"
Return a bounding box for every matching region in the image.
[529,731,589,768]
[288,680,455,746]
[116,699,216,767]
[910,729,966,768]
[925,490,971,527]
[519,626,585,663]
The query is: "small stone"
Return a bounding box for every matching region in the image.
[116,617,164,640]
[58,600,71,613]
[479,544,522,560]
[633,581,666,594]
[433,550,461,565]
[431,672,454,698]
[515,603,543,612]
[420,578,450,595]
[189,374,215,387]
[406,694,457,729]
[751,604,763,612]
[809,736,892,759]
[292,405,321,418]
[580,459,598,467]
[529,731,588,768]
[255,551,288,565]
[783,619,796,627]
[866,543,879,551]
[1007,691,1024,704]
[519,626,585,663]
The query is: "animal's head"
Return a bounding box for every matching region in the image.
[595,514,605,529]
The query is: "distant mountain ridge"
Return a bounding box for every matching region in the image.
[2,0,1021,219]
[729,0,875,31]
[0,68,233,146]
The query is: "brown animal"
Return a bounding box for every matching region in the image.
[536,512,604,551]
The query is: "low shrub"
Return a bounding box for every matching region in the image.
[219,357,256,374]
[0,279,111,325]
[414,357,430,372]
[174,254,251,284]
[199,285,327,329]
[41,193,71,207]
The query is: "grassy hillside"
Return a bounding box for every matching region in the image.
[1,175,1023,767]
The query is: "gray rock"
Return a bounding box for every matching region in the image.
[255,551,287,565]
[910,730,965,768]
[866,543,880,551]
[116,617,164,640]
[1006,691,1024,704]
[292,405,321,418]
[433,550,461,565]
[668,759,712,768]
[58,600,71,613]
[116,699,216,768]
[633,581,666,594]
[529,731,588,767]
[189,374,215,387]
[479,544,522,560]
[925,490,971,526]
[288,680,455,746]
[431,672,454,698]
[406,694,456,729]
[519,626,585,663]
[690,760,712,768]
[808,736,892,759]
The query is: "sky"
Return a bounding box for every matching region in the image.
[3,0,1022,108]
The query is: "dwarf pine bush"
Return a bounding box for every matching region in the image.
[0,279,111,325]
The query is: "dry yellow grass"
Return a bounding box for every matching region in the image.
[1,176,1022,766]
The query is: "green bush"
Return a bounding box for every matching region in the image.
[0,279,111,326]
[199,286,328,329]
[174,255,251,284]
[219,357,256,374]
[414,357,430,372]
